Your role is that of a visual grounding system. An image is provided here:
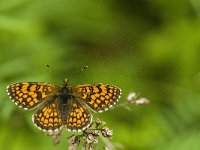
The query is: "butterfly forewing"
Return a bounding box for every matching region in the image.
[73,84,121,112]
[7,82,58,110]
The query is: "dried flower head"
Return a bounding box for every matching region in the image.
[134,97,150,105]
[46,129,62,145]
[127,92,150,105]
[101,127,113,138]
[65,118,113,150]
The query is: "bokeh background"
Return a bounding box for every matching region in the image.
[1,0,200,149]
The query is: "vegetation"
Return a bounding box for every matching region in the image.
[0,0,200,149]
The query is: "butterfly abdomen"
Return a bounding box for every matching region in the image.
[57,87,72,123]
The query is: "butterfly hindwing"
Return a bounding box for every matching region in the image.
[33,99,63,132]
[65,98,92,132]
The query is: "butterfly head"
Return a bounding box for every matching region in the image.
[63,79,69,86]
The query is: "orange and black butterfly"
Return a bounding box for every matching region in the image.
[7,80,121,133]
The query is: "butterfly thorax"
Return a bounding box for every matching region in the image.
[57,86,72,99]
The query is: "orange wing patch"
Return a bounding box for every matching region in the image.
[73,84,121,112]
[7,82,57,110]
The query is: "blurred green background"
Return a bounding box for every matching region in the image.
[1,0,200,149]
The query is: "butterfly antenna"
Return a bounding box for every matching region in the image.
[66,65,88,84]
[45,64,64,83]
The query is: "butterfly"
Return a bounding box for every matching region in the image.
[7,79,121,133]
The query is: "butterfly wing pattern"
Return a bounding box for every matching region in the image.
[7,81,121,133]
[65,98,92,132]
[7,82,57,110]
[73,84,121,112]
[33,100,63,132]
